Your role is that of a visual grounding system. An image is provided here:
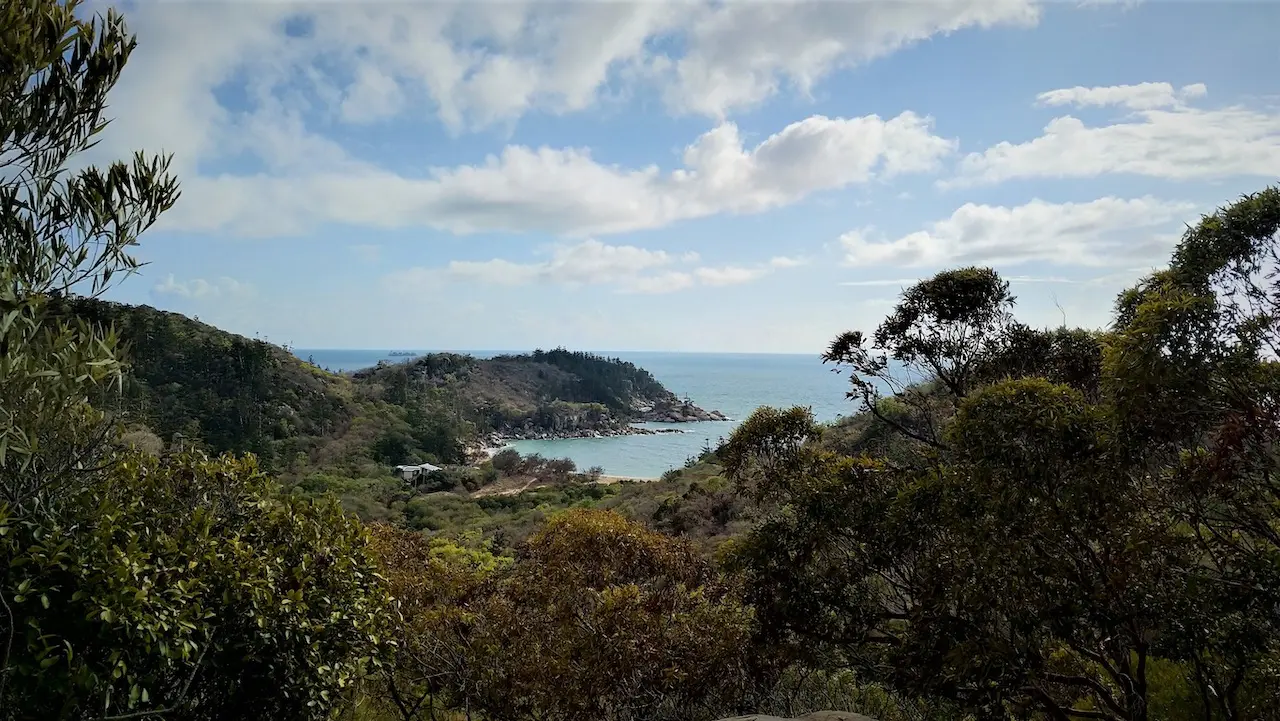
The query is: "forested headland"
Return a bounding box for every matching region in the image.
[3,2,1280,721]
[55,294,722,471]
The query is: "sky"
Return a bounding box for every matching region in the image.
[89,0,1280,353]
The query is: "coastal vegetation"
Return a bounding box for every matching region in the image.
[719,195,1280,719]
[56,295,725,477]
[3,1,1280,720]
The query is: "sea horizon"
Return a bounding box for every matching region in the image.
[293,347,829,358]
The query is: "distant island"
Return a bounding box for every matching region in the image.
[387,350,417,356]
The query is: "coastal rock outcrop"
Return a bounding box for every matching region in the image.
[633,398,730,423]
[471,395,729,453]
[471,424,686,453]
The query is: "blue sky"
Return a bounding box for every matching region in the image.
[92,0,1280,353]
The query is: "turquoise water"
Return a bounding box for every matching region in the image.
[294,349,860,479]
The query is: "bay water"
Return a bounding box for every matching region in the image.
[294,349,858,478]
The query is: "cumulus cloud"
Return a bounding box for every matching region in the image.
[838,278,923,287]
[72,0,1033,238]
[627,272,697,295]
[1035,82,1207,110]
[694,266,770,287]
[386,240,801,295]
[954,82,1280,184]
[660,0,1039,117]
[160,111,955,237]
[96,0,1038,137]
[340,63,405,124]
[152,274,253,300]
[840,196,1195,267]
[447,240,676,287]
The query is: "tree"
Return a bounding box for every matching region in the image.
[3,0,183,707]
[822,266,1015,456]
[1,0,179,509]
[366,524,507,721]
[1,2,394,718]
[724,189,1280,721]
[470,509,758,721]
[1107,188,1280,720]
[375,509,758,721]
[1,451,393,721]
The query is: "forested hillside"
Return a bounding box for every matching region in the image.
[357,347,725,437]
[60,297,355,464]
[488,348,670,410]
[57,297,714,473]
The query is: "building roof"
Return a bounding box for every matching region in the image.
[394,463,442,473]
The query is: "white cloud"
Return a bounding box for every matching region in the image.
[838,278,922,287]
[448,239,676,287]
[152,274,253,300]
[1035,82,1206,110]
[386,239,803,295]
[840,196,1195,267]
[955,82,1280,184]
[97,0,1039,138]
[694,265,770,286]
[75,0,1033,238]
[341,62,405,124]
[661,0,1039,117]
[626,272,697,295]
[160,111,955,237]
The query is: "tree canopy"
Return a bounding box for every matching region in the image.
[724,187,1280,721]
[1,2,391,718]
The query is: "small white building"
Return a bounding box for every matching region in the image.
[394,463,442,482]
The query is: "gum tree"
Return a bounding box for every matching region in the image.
[0,0,179,509]
[725,188,1280,721]
[1,3,393,719]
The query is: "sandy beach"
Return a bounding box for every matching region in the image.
[596,474,658,484]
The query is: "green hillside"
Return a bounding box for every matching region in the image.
[60,297,355,466]
[58,297,708,473]
[488,348,671,410]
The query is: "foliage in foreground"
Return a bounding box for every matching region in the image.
[722,188,1280,721]
[369,509,761,721]
[1,1,392,718]
[1,452,391,720]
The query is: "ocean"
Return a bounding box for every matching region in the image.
[293,349,858,479]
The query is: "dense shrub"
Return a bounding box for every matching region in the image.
[0,452,392,720]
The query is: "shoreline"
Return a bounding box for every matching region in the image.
[466,412,736,478]
[471,419,735,460]
[596,474,659,484]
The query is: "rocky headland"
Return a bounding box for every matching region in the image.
[477,424,684,447]
[467,398,731,459]
[633,398,730,423]
[475,401,730,449]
